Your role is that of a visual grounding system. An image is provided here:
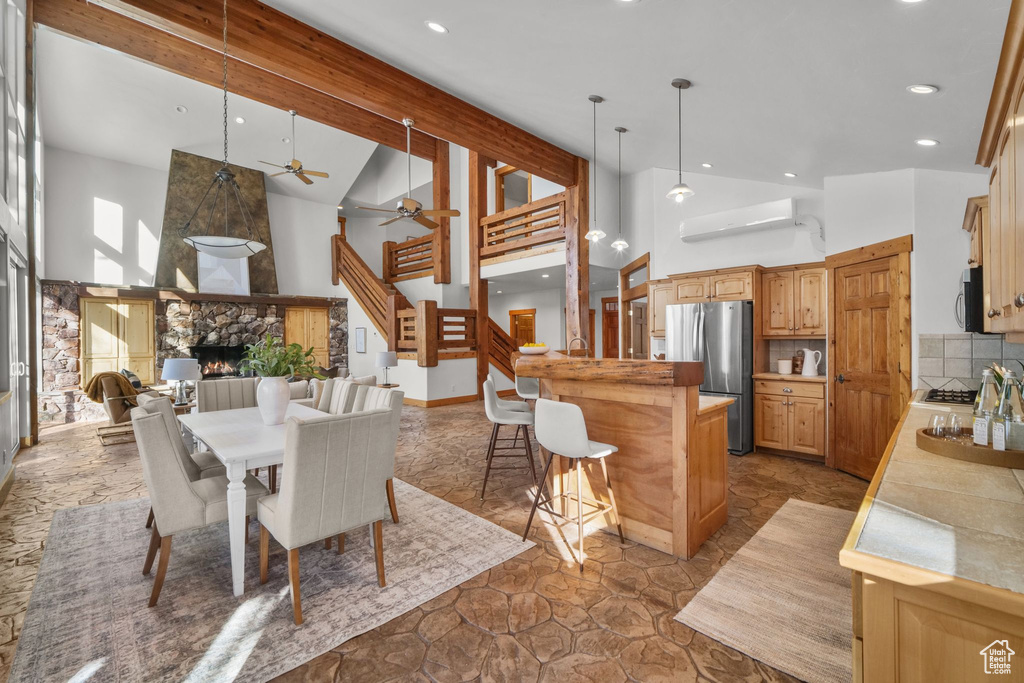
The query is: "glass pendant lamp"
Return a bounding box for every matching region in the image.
[610,127,629,251]
[584,95,607,243]
[666,78,695,203]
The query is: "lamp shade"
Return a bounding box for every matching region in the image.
[161,358,202,382]
[376,351,398,368]
[183,235,267,259]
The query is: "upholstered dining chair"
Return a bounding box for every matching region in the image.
[131,406,268,608]
[258,408,396,625]
[314,375,378,414]
[136,394,226,529]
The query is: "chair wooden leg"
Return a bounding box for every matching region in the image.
[479,423,499,500]
[259,524,270,585]
[288,548,303,625]
[269,465,278,494]
[143,526,160,575]
[245,515,250,544]
[145,507,154,529]
[599,457,626,543]
[386,478,399,523]
[522,425,538,483]
[324,537,332,550]
[149,535,172,608]
[523,448,556,541]
[373,520,385,587]
[576,458,585,572]
[336,533,345,555]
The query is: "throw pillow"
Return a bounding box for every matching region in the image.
[121,368,143,389]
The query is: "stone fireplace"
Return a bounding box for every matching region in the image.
[191,345,246,378]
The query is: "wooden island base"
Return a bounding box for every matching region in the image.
[515,351,731,559]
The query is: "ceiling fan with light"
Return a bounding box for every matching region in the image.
[357,118,460,229]
[259,110,328,185]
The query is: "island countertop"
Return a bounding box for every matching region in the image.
[513,349,704,386]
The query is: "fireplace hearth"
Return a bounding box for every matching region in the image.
[191,345,246,379]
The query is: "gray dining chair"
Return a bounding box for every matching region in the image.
[131,405,269,607]
[258,408,396,625]
[315,375,378,414]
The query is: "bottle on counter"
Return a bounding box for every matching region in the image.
[973,369,1000,446]
[993,370,1024,451]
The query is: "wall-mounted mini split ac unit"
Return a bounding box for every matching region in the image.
[679,198,823,250]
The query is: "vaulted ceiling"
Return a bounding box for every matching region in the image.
[264,0,1009,187]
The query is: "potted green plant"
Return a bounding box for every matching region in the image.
[240,334,323,425]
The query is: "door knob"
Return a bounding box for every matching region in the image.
[836,374,845,384]
[989,308,1002,318]
[1015,294,1024,309]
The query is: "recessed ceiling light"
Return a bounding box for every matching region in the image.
[425,21,448,33]
[175,105,188,114]
[281,137,291,144]
[900,0,926,3]
[702,163,713,168]
[618,0,641,3]
[541,274,550,278]
[907,84,939,95]
[784,172,797,178]
[235,116,246,124]
[337,204,344,210]
[916,138,939,146]
[497,290,503,294]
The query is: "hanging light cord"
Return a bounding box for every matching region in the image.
[677,85,682,184]
[407,121,412,199]
[221,0,229,166]
[618,129,622,236]
[291,113,296,161]
[592,99,598,225]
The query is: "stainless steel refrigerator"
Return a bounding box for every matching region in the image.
[665,301,753,454]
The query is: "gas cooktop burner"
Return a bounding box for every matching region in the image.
[923,388,978,405]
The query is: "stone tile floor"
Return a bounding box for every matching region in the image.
[0,402,867,682]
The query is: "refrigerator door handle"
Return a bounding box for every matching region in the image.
[694,307,706,362]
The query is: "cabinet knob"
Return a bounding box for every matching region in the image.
[783,387,793,393]
[968,258,976,265]
[1015,294,1024,309]
[989,308,1002,318]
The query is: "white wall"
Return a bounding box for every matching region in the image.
[489,288,566,350]
[42,146,166,285]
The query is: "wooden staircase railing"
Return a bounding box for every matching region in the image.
[383,234,435,283]
[388,299,477,367]
[488,319,517,380]
[332,234,401,336]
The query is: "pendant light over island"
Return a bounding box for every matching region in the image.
[666,78,695,203]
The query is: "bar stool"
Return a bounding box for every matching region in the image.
[515,374,540,402]
[481,377,538,500]
[486,374,532,413]
[523,398,625,571]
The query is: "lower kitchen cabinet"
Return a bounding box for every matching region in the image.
[753,378,826,457]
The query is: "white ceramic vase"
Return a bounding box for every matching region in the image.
[256,376,290,426]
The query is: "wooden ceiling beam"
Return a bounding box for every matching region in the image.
[34,0,438,160]
[88,0,579,186]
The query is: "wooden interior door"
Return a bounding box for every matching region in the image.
[630,302,648,359]
[509,309,536,345]
[601,297,619,359]
[589,309,595,357]
[834,256,901,479]
[285,307,330,368]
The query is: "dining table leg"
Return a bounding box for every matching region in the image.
[226,461,248,597]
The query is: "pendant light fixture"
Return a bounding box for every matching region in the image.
[584,95,607,243]
[179,0,267,259]
[611,126,629,251]
[666,78,695,203]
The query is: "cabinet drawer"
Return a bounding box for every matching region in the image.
[754,379,825,399]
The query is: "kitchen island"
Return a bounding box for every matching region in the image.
[513,350,731,559]
[840,392,1024,681]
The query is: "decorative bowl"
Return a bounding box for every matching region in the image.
[518,344,549,355]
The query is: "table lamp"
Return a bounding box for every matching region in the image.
[376,351,398,388]
[162,358,202,405]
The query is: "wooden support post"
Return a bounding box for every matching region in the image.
[468,151,491,398]
[386,294,400,353]
[337,216,346,240]
[331,234,341,286]
[416,299,439,367]
[382,241,396,284]
[565,158,591,349]
[432,139,451,284]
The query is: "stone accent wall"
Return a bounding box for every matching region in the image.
[39,281,348,425]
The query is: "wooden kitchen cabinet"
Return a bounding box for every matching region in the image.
[649,280,674,338]
[674,276,710,303]
[963,196,988,268]
[754,378,825,457]
[761,267,826,337]
[710,271,753,301]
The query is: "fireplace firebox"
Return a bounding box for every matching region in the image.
[191,345,246,379]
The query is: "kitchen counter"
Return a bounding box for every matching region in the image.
[752,372,827,383]
[840,391,1024,680]
[513,350,730,559]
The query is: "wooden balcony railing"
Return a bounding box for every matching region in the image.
[488,319,517,380]
[332,235,399,335]
[479,192,567,265]
[387,299,477,367]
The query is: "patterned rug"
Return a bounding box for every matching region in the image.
[676,499,856,683]
[10,479,533,682]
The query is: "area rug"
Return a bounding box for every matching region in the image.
[10,479,534,683]
[676,499,856,683]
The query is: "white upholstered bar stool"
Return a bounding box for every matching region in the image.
[523,398,625,571]
[515,374,540,402]
[481,377,537,500]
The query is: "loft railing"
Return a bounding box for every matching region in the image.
[387,299,477,367]
[479,191,567,265]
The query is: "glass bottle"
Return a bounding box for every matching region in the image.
[994,371,1024,450]
[973,369,999,445]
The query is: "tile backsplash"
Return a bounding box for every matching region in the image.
[769,339,828,375]
[918,333,1024,391]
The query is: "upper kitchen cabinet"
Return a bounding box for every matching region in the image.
[761,266,826,338]
[962,196,988,268]
[674,276,710,303]
[710,271,754,301]
[649,280,674,338]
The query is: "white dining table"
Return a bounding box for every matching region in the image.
[178,403,324,596]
